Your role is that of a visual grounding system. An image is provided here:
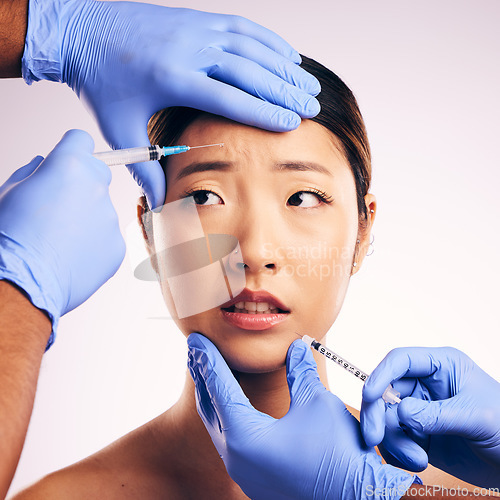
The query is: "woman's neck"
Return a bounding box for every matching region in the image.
[146,350,328,497]
[235,349,329,417]
[176,347,328,417]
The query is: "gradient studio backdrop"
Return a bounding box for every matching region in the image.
[1,0,499,494]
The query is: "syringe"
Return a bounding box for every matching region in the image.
[299,334,401,404]
[93,143,224,166]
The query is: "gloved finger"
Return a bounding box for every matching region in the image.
[48,129,95,159]
[360,397,386,447]
[187,348,222,437]
[218,14,301,63]
[392,377,419,399]
[363,347,442,402]
[361,377,427,447]
[286,340,326,406]
[378,437,429,473]
[127,159,165,210]
[398,396,474,437]
[108,124,166,210]
[42,129,112,186]
[182,74,302,131]
[2,156,44,188]
[376,404,429,472]
[206,33,320,95]
[187,333,266,429]
[207,50,320,118]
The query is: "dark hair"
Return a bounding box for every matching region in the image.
[147,55,371,231]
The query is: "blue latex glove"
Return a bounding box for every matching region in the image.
[22,0,321,209]
[361,347,500,488]
[0,130,125,349]
[187,333,419,499]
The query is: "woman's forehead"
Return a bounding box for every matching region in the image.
[168,116,350,176]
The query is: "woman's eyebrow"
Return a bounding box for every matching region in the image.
[174,161,234,181]
[274,162,332,176]
[174,160,332,182]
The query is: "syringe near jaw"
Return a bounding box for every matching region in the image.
[299,334,401,405]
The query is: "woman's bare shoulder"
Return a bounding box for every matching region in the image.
[10,455,131,500]
[10,419,181,500]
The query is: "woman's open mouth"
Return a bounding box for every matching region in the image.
[222,301,286,314]
[220,290,290,330]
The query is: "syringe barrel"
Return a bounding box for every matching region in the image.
[304,337,369,382]
[94,146,162,166]
[301,335,402,405]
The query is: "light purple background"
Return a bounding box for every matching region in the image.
[1,0,499,494]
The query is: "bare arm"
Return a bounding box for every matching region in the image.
[0,280,51,499]
[0,0,28,78]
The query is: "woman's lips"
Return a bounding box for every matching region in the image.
[220,288,291,331]
[220,309,290,330]
[220,288,290,312]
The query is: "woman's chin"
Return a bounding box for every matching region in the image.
[176,313,302,373]
[225,356,286,374]
[211,339,290,374]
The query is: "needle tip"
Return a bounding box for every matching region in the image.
[188,143,225,150]
[294,332,304,338]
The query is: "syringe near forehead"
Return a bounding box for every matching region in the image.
[93,143,224,166]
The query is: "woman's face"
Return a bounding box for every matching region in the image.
[144,116,375,373]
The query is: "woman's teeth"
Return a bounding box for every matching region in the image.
[233,301,279,314]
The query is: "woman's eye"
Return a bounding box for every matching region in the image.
[189,190,223,206]
[287,191,323,208]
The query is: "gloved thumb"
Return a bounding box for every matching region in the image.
[398,396,469,437]
[2,156,44,191]
[116,124,166,210]
[187,333,259,431]
[286,339,325,406]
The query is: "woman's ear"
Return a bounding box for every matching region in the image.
[137,196,160,275]
[351,193,376,275]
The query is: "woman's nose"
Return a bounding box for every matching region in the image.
[236,215,282,275]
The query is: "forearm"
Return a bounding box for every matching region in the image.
[0,280,51,499]
[0,0,28,78]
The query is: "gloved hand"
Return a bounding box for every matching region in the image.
[187,333,419,500]
[22,0,321,209]
[0,130,125,349]
[361,347,500,488]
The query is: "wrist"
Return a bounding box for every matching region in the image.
[21,0,100,87]
[0,280,51,350]
[0,234,61,348]
[22,0,64,84]
[0,0,29,78]
[344,453,419,499]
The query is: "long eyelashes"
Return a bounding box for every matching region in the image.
[301,188,334,204]
[181,187,334,207]
[182,187,223,206]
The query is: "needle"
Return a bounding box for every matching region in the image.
[189,143,224,149]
